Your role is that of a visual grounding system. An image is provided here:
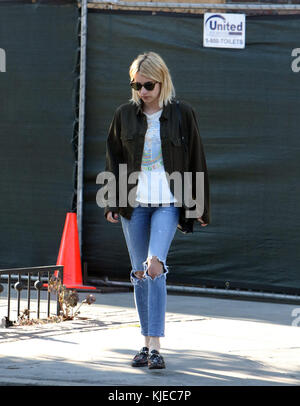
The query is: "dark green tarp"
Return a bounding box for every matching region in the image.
[83,10,300,293]
[0,1,78,268]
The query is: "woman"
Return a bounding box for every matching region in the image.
[104,51,210,369]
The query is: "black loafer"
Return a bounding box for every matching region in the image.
[131,347,149,367]
[148,350,166,369]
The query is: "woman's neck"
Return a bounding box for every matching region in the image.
[142,101,162,115]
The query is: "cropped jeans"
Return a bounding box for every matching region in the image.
[120,203,180,337]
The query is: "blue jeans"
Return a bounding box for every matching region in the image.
[120,203,180,337]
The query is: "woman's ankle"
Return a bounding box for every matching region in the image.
[149,336,160,353]
[144,336,151,349]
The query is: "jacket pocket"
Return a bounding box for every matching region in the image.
[169,135,182,146]
[121,129,134,142]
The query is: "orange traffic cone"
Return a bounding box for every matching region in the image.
[55,212,96,290]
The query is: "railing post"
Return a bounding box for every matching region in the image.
[47,271,51,318]
[15,273,22,317]
[27,272,31,316]
[7,273,11,321]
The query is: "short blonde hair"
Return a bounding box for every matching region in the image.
[129,51,175,108]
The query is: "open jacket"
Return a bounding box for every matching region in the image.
[103,99,210,227]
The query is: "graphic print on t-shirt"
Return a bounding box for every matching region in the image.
[141,111,164,171]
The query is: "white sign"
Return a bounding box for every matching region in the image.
[203,13,246,49]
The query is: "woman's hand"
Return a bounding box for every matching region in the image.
[197,217,208,227]
[106,211,119,223]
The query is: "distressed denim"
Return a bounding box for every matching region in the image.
[120,203,180,337]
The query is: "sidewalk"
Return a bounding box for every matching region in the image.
[1,288,300,386]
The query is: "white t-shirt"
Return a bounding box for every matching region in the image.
[135,109,177,204]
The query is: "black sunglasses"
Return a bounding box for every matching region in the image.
[130,81,157,91]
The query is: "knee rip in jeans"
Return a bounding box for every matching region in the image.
[130,269,146,285]
[143,256,169,281]
[130,256,169,285]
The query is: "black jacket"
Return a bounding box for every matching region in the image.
[103,99,210,226]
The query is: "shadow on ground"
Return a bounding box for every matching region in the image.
[0,348,299,386]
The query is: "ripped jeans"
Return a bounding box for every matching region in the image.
[120,203,180,337]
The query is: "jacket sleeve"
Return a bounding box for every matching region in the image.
[103,107,123,219]
[187,107,210,224]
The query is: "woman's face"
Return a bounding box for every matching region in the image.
[133,72,161,107]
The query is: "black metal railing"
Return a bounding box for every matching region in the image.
[0,265,63,327]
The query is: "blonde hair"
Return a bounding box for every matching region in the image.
[129,51,175,108]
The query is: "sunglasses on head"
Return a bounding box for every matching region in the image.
[130,81,157,91]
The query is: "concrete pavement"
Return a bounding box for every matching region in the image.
[1,287,300,386]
